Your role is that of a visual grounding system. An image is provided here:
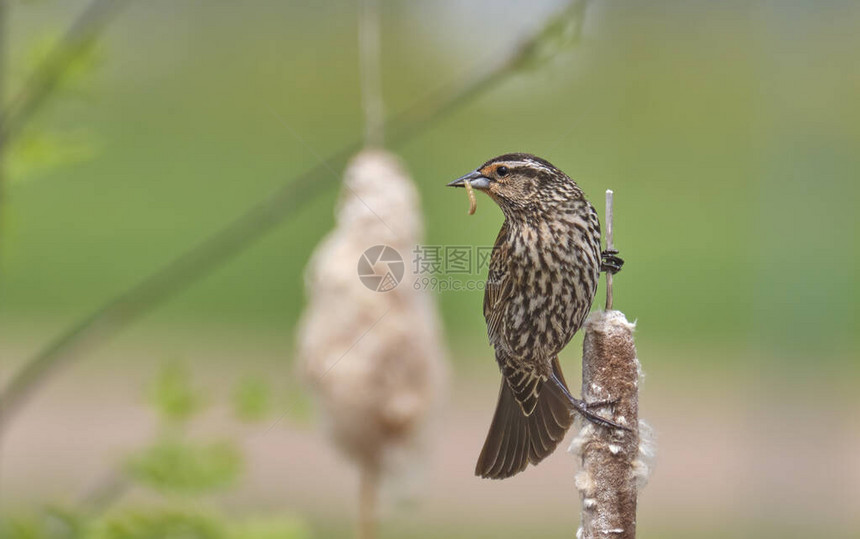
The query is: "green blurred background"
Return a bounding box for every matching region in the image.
[1,1,859,538]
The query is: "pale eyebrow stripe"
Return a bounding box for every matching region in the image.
[513,159,554,175]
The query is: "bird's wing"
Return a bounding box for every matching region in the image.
[483,222,513,347]
[484,223,545,416]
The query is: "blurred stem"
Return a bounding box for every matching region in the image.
[0,0,129,143]
[359,0,383,148]
[358,465,379,539]
[0,0,6,258]
[79,420,186,515]
[0,0,128,283]
[80,469,130,515]
[0,0,592,437]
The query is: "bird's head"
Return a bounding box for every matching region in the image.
[447,153,583,218]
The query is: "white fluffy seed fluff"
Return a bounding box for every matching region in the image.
[633,419,656,489]
[575,470,595,496]
[297,149,447,476]
[568,422,596,455]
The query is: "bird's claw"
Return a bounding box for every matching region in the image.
[600,249,624,275]
[570,397,631,432]
[585,397,620,410]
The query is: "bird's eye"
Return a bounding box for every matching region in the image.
[497,166,509,177]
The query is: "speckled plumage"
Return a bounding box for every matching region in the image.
[450,153,604,479]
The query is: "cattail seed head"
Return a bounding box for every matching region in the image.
[297,150,447,476]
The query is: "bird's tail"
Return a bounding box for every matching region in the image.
[475,358,574,479]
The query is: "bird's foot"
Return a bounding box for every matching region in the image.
[549,372,631,431]
[600,249,624,275]
[585,397,620,410]
[570,396,631,431]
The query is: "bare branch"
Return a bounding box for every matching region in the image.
[0,0,129,144]
[0,0,129,279]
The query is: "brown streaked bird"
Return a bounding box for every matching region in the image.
[448,153,624,479]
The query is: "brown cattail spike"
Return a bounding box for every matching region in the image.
[570,310,652,539]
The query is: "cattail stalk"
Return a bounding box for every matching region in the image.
[574,310,640,539]
[358,466,379,539]
[359,0,383,148]
[297,149,445,539]
[571,191,651,539]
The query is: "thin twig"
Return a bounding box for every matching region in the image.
[79,469,130,515]
[0,148,348,432]
[0,0,129,274]
[0,0,129,144]
[604,189,614,310]
[0,0,7,251]
[0,0,592,436]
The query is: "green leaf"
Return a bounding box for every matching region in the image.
[7,130,99,185]
[0,507,84,539]
[231,377,271,423]
[91,509,224,539]
[148,362,203,424]
[14,31,103,95]
[227,516,310,539]
[125,441,242,495]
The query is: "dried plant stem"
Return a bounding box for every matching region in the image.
[359,0,383,148]
[0,0,592,437]
[604,190,614,310]
[358,466,379,539]
[576,310,640,539]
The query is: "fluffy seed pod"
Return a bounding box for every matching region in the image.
[296,149,446,499]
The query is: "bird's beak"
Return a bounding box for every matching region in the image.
[447,170,491,190]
